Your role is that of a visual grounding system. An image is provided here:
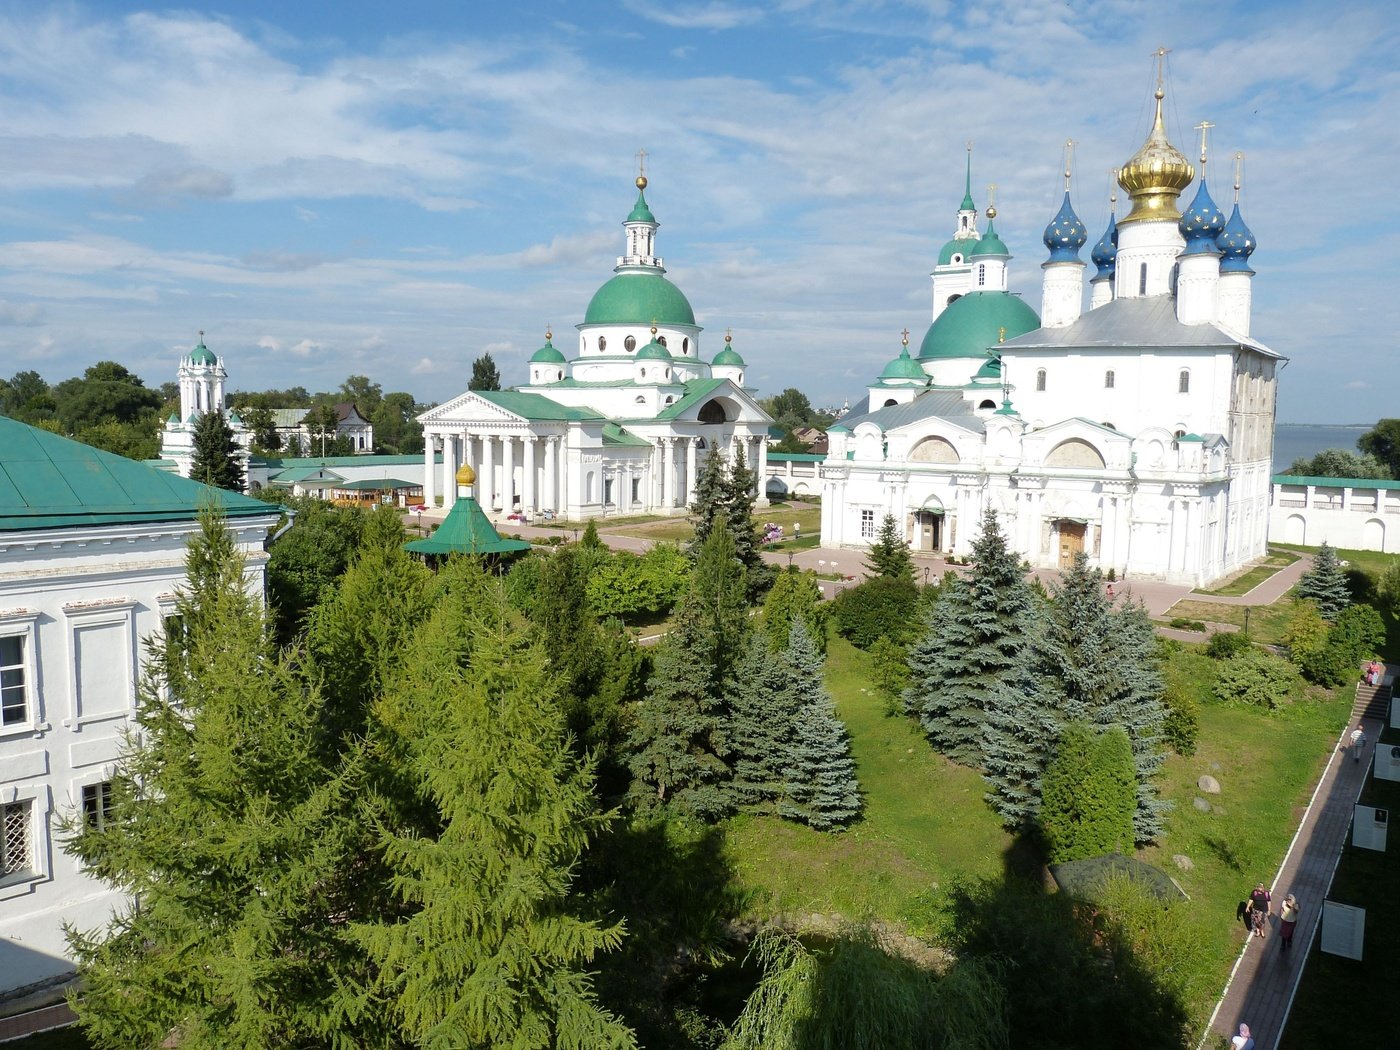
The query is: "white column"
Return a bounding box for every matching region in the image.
[482,435,496,511]
[685,437,698,506]
[423,434,436,507]
[502,435,516,516]
[754,437,769,501]
[662,438,675,508]
[544,436,558,513]
[523,437,537,514]
[443,432,458,510]
[650,441,663,509]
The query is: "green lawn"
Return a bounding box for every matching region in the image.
[1163,597,1297,644]
[1193,549,1300,597]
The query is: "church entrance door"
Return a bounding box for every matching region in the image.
[1058,521,1086,569]
[914,510,943,552]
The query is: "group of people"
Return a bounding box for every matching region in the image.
[1244,882,1301,950]
[1364,659,1385,686]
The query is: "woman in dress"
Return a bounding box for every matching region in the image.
[1279,893,1300,952]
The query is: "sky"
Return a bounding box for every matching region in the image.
[0,1,1394,424]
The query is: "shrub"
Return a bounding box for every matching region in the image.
[1169,617,1207,632]
[1213,648,1298,708]
[867,634,911,716]
[1204,630,1253,659]
[830,574,919,649]
[1040,722,1136,863]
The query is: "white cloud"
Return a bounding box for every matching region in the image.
[0,300,44,325]
[620,2,764,30]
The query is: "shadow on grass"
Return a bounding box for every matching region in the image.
[1202,834,1248,873]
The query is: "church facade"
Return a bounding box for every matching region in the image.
[417,175,772,520]
[821,83,1279,587]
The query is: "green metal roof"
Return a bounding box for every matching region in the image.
[626,188,656,224]
[712,345,745,366]
[403,497,532,557]
[636,339,672,361]
[969,223,1008,257]
[767,452,826,462]
[652,378,726,420]
[917,291,1039,361]
[0,415,274,532]
[602,423,652,448]
[529,338,567,364]
[260,453,440,468]
[476,390,605,422]
[335,477,418,490]
[973,356,1002,380]
[1273,474,1400,490]
[270,466,348,485]
[879,346,928,381]
[187,341,217,366]
[583,271,696,326]
[938,235,977,266]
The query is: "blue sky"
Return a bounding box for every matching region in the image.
[0,1,1394,424]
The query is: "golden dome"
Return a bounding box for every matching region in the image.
[455,463,477,487]
[1117,90,1194,226]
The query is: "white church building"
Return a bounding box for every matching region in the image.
[417,173,773,519]
[821,79,1280,587]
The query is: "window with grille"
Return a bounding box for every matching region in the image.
[1036,369,1047,392]
[860,509,876,539]
[83,782,114,831]
[2,801,31,878]
[1,635,26,726]
[1104,370,1115,389]
[1178,369,1190,394]
[977,264,986,287]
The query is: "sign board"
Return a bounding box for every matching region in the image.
[1374,744,1400,783]
[1353,805,1389,851]
[1321,900,1365,961]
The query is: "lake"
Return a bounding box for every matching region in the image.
[1272,424,1374,474]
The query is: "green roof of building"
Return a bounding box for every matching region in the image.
[403,497,532,557]
[270,466,348,485]
[880,346,928,381]
[636,338,672,361]
[335,477,418,490]
[1273,474,1400,490]
[652,377,726,420]
[583,271,696,326]
[187,341,217,366]
[602,422,651,448]
[712,345,745,366]
[530,338,567,364]
[937,235,977,266]
[260,453,440,468]
[917,291,1040,361]
[969,220,1009,258]
[626,188,656,223]
[476,390,604,422]
[973,356,1002,380]
[0,414,275,531]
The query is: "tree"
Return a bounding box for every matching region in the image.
[65,512,368,1047]
[687,445,769,596]
[1358,418,1400,479]
[469,352,502,391]
[189,409,245,491]
[266,497,367,639]
[830,573,918,649]
[0,369,56,422]
[337,374,382,418]
[1296,542,1351,619]
[864,512,916,583]
[760,566,828,653]
[74,419,158,460]
[725,637,802,813]
[371,391,423,454]
[52,361,163,431]
[302,403,341,457]
[1039,722,1136,863]
[687,446,728,553]
[236,404,281,453]
[905,509,1033,765]
[780,621,861,829]
[1376,557,1400,614]
[1286,448,1390,480]
[350,569,637,1049]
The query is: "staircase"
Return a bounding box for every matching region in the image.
[1352,677,1392,723]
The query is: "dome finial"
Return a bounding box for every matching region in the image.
[1118,48,1193,225]
[1063,139,1075,193]
[725,327,732,343]
[1194,120,1215,172]
[1153,45,1170,99]
[901,327,910,348]
[1109,169,1118,212]
[1233,150,1245,204]
[545,326,553,342]
[635,148,647,190]
[985,182,998,220]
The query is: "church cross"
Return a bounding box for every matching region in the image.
[636,149,647,179]
[901,328,910,346]
[1194,120,1215,166]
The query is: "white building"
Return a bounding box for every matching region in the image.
[156,337,254,482]
[418,174,772,520]
[266,404,375,456]
[1,416,279,998]
[1271,475,1400,553]
[821,81,1280,587]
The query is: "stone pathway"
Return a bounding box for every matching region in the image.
[1200,667,1388,1050]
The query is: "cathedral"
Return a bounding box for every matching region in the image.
[820,78,1278,587]
[416,172,773,519]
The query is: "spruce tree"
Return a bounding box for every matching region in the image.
[725,637,802,813]
[1296,541,1351,619]
[723,443,764,578]
[468,351,502,391]
[66,511,370,1047]
[352,570,636,1048]
[686,520,751,685]
[189,408,244,491]
[687,446,728,555]
[905,509,1033,765]
[864,512,916,583]
[781,620,861,829]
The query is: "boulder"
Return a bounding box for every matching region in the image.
[1198,774,1221,794]
[1173,854,1194,872]
[1192,796,1212,813]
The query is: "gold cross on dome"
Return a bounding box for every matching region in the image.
[1194,120,1215,165]
[1153,46,1172,92]
[901,328,910,346]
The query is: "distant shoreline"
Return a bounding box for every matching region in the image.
[1276,423,1372,429]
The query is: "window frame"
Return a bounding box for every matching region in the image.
[1104,369,1115,389]
[1036,369,1047,392]
[0,785,50,897]
[1178,369,1191,394]
[859,509,877,539]
[0,611,40,737]
[81,780,115,832]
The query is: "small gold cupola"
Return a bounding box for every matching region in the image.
[1117,49,1195,226]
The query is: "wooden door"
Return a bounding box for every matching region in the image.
[1058,522,1085,569]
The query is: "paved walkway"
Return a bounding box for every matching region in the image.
[0,1001,76,1043]
[1201,668,1388,1050]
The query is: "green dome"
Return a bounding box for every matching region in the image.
[917,291,1039,361]
[636,338,672,361]
[880,347,927,381]
[626,188,656,223]
[583,271,696,326]
[938,235,977,266]
[530,338,566,364]
[187,341,217,366]
[973,356,1002,380]
[712,346,745,366]
[969,221,1008,258]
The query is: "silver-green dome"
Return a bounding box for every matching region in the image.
[583,271,696,326]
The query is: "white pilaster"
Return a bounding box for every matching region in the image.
[754,437,769,505]
[482,435,496,512]
[523,437,536,514]
[443,432,458,511]
[662,438,675,509]
[501,435,516,517]
[423,435,436,508]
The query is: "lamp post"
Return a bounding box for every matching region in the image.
[1243,606,1252,638]
[787,551,794,569]
[923,565,930,587]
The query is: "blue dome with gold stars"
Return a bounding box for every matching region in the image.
[1090,212,1118,280]
[1179,179,1226,255]
[1042,192,1088,263]
[1218,202,1256,273]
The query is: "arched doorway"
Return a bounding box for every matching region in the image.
[1055,518,1087,569]
[914,496,945,552]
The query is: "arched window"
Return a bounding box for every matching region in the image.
[639,368,646,379]
[624,335,636,352]
[664,369,670,380]
[883,398,898,407]
[1138,263,1147,295]
[657,335,667,347]
[978,399,996,410]
[947,293,961,306]
[682,337,689,354]
[977,264,986,287]
[1178,369,1190,394]
[597,335,606,352]
[1036,369,1047,392]
[1172,428,1185,450]
[1104,369,1115,389]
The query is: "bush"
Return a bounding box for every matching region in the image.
[867,634,910,717]
[1213,648,1297,708]
[1204,630,1253,659]
[1169,617,1207,632]
[1159,654,1201,757]
[1040,722,1136,863]
[830,574,919,649]
[585,543,690,618]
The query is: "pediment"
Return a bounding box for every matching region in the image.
[417,391,527,426]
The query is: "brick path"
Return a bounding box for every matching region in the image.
[1201,668,1388,1050]
[0,1001,76,1043]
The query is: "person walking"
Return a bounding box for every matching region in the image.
[1248,882,1271,939]
[1279,893,1300,952]
[1231,1022,1255,1050]
[1351,723,1367,763]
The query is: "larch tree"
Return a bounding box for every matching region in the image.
[1296,541,1351,620]
[905,509,1034,765]
[780,620,861,830]
[1039,722,1137,863]
[188,408,244,491]
[760,565,828,654]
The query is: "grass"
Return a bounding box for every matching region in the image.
[1162,598,1298,644]
[1281,721,1400,1048]
[1193,548,1300,597]
[609,502,825,546]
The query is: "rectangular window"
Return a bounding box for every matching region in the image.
[1036,369,1047,392]
[1,635,26,727]
[82,782,114,831]
[2,800,31,878]
[1179,370,1191,394]
[860,509,877,539]
[1104,370,1115,389]
[1139,263,1147,295]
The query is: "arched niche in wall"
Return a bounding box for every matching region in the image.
[909,435,960,464]
[1044,438,1106,470]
